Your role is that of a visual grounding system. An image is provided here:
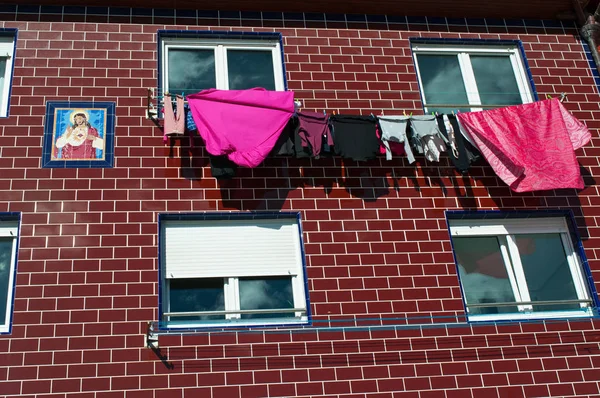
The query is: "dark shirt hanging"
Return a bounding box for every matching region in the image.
[271,117,297,156]
[209,155,237,180]
[436,114,480,174]
[330,115,380,161]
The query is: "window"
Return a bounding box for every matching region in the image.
[159,213,309,328]
[0,215,19,334]
[448,214,596,322]
[159,31,286,97]
[411,40,535,113]
[0,30,17,118]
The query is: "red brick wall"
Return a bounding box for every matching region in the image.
[1,7,600,398]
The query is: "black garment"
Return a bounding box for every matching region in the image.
[209,155,237,180]
[270,117,296,156]
[436,114,480,174]
[330,115,380,161]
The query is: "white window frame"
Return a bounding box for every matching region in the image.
[0,220,19,334]
[160,37,286,94]
[449,217,594,322]
[159,214,309,329]
[0,36,16,118]
[411,43,534,112]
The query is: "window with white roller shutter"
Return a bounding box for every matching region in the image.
[159,213,309,328]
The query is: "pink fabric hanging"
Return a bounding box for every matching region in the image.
[163,94,185,144]
[457,99,590,192]
[187,88,295,168]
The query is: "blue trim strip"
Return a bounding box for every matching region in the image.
[296,211,312,324]
[581,40,600,94]
[444,209,599,322]
[0,212,21,335]
[157,211,311,330]
[0,6,569,30]
[0,28,18,119]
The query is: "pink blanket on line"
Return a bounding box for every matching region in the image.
[457,99,591,192]
[187,88,295,168]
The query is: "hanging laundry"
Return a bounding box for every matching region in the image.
[408,115,449,162]
[436,114,480,174]
[294,111,334,159]
[208,155,238,180]
[187,88,295,168]
[185,105,197,132]
[163,94,185,143]
[270,117,297,156]
[330,115,380,161]
[377,115,415,163]
[456,99,591,192]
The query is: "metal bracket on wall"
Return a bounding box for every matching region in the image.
[145,321,159,349]
[146,88,161,128]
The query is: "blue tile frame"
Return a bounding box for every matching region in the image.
[157,30,288,99]
[41,101,115,169]
[445,209,600,324]
[0,212,21,335]
[408,37,540,112]
[157,211,312,331]
[0,28,18,119]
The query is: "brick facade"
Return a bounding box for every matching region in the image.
[1,5,600,398]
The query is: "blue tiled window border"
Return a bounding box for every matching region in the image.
[580,41,600,93]
[0,28,18,119]
[445,209,600,323]
[157,30,288,98]
[0,212,21,335]
[157,211,311,331]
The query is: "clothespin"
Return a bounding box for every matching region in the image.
[559,92,567,103]
[323,109,326,115]
[546,94,553,100]
[403,110,407,116]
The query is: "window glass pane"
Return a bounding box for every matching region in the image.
[0,58,6,112]
[516,234,580,311]
[453,236,518,315]
[167,49,216,96]
[470,55,523,106]
[168,278,224,321]
[415,54,470,113]
[239,276,294,319]
[0,238,13,325]
[227,50,276,90]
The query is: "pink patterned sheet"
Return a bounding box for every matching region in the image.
[457,99,591,192]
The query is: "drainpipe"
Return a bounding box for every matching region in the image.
[575,0,600,78]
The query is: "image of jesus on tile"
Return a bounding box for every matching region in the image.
[52,108,106,160]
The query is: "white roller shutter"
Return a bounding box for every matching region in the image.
[163,218,303,279]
